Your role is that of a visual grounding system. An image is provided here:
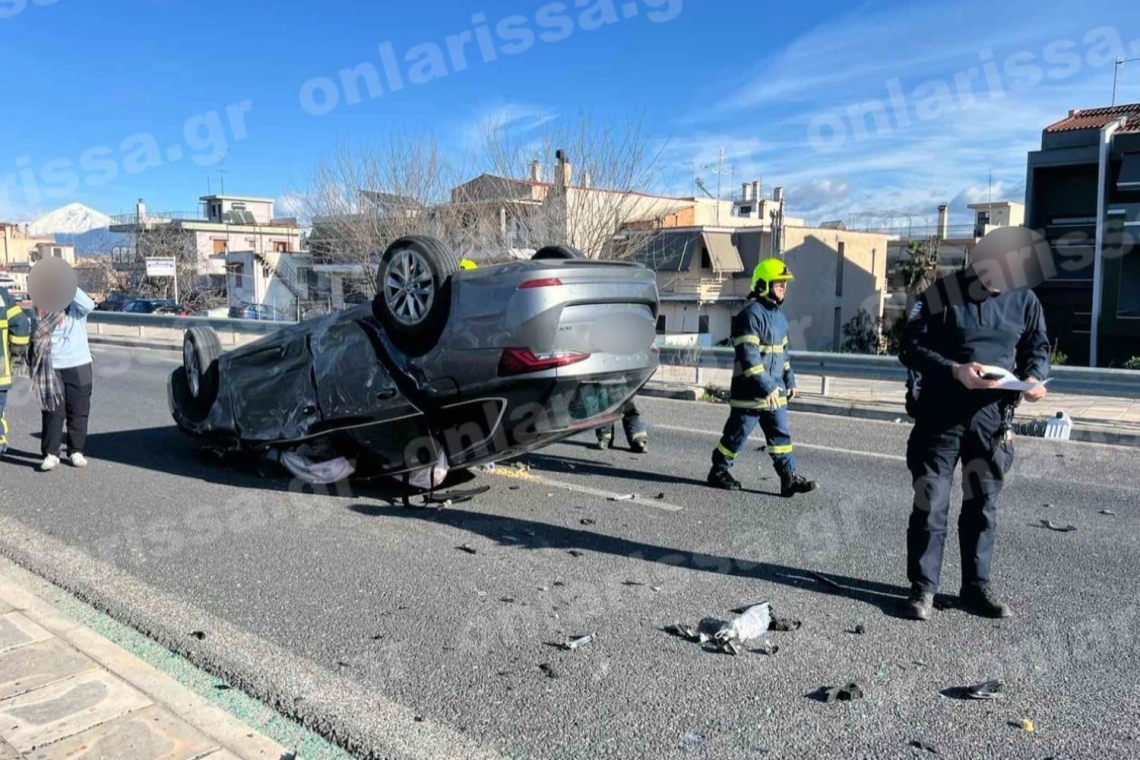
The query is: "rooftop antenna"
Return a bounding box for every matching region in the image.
[988,170,992,204]
[216,150,227,195]
[1113,56,1140,106]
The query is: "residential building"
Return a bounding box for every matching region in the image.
[633,220,889,351]
[1,223,74,266]
[1025,102,1140,367]
[109,195,304,288]
[218,249,316,320]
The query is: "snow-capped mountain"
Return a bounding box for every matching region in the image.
[27,203,112,236]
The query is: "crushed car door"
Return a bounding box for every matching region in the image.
[226,333,321,443]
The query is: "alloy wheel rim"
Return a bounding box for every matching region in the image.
[184,342,200,397]
[383,248,435,326]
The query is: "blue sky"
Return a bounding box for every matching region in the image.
[1,0,1138,228]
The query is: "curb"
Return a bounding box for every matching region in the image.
[0,560,291,760]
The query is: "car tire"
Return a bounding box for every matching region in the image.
[182,326,222,412]
[532,245,586,260]
[373,235,460,356]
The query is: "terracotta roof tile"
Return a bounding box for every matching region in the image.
[1045,104,1140,132]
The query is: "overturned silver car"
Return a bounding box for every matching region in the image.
[168,236,660,481]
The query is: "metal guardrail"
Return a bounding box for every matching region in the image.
[86,312,1140,399]
[657,346,1140,399]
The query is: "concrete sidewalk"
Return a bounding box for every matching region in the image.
[0,568,291,760]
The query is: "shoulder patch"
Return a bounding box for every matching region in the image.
[907,301,923,321]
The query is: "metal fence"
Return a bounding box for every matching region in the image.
[85,312,1140,399]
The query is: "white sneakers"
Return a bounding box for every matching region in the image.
[38,453,88,471]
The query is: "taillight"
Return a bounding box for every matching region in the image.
[498,348,590,376]
[519,277,562,289]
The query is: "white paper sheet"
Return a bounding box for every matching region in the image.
[978,365,1051,393]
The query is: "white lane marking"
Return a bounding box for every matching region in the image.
[655,424,908,462]
[489,468,683,512]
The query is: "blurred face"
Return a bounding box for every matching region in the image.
[771,281,787,301]
[970,227,1052,294]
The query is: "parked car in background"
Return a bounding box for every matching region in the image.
[121,299,189,316]
[96,293,141,311]
[228,303,288,321]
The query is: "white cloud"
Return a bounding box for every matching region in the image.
[458,102,559,154]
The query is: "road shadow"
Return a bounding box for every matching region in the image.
[520,451,742,491]
[78,425,406,502]
[349,502,914,616]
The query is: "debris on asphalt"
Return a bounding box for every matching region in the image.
[414,716,425,723]
[666,622,700,641]
[500,597,516,604]
[189,631,206,640]
[654,492,666,500]
[908,739,938,753]
[716,602,772,645]
[681,731,704,749]
[562,633,596,651]
[622,580,645,587]
[754,641,780,655]
[1043,502,1054,509]
[1018,718,1035,732]
[457,544,478,554]
[967,679,1005,700]
[537,586,549,592]
[651,586,662,593]
[567,550,585,557]
[850,624,866,635]
[509,486,521,491]
[609,493,636,501]
[1101,509,1117,516]
[554,581,566,587]
[538,663,559,679]
[214,684,232,691]
[820,683,864,703]
[806,570,845,591]
[580,518,597,525]
[1041,520,1078,532]
[770,618,802,632]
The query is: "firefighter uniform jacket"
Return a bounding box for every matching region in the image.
[1,287,31,388]
[899,268,1050,418]
[728,296,796,410]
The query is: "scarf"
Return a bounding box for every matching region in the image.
[30,310,64,412]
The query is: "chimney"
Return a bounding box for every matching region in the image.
[136,199,146,222]
[773,186,784,204]
[581,171,591,189]
[752,180,760,201]
[529,159,542,182]
[937,204,949,240]
[555,149,572,188]
[742,182,751,201]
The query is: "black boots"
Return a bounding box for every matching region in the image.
[904,585,935,620]
[958,586,1013,618]
[707,466,742,490]
[779,470,818,497]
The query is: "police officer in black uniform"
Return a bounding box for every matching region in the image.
[595,399,648,453]
[899,228,1051,621]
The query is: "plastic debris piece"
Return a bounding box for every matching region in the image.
[1101,510,1117,516]
[681,732,704,749]
[909,740,938,754]
[967,679,1004,700]
[754,641,779,655]
[667,623,700,641]
[189,631,205,640]
[654,493,666,499]
[538,663,558,679]
[852,624,866,635]
[580,518,597,525]
[1041,520,1078,532]
[457,544,478,555]
[826,683,864,702]
[274,450,357,485]
[651,586,662,592]
[609,494,636,501]
[563,633,596,651]
[715,602,772,644]
[806,570,844,591]
[567,550,584,558]
[1019,718,1034,732]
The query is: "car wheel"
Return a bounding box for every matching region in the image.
[373,235,460,356]
[183,326,222,407]
[532,245,586,260]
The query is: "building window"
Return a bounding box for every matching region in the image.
[232,263,245,289]
[274,241,288,253]
[833,307,842,352]
[213,239,227,255]
[698,315,710,334]
[701,247,711,270]
[656,315,667,334]
[835,242,845,297]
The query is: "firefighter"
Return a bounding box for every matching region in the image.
[595,399,648,453]
[0,285,32,459]
[898,228,1050,621]
[707,258,817,496]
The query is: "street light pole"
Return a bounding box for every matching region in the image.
[1113,57,1140,106]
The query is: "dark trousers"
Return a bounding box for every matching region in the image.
[41,363,93,458]
[597,400,646,444]
[712,403,796,474]
[906,402,1013,593]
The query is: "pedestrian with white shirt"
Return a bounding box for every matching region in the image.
[29,282,95,472]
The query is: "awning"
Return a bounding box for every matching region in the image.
[701,231,744,273]
[1118,153,1140,190]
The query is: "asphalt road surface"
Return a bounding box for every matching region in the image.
[1,346,1137,760]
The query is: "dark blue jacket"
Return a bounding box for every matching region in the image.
[729,296,795,408]
[899,268,1050,414]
